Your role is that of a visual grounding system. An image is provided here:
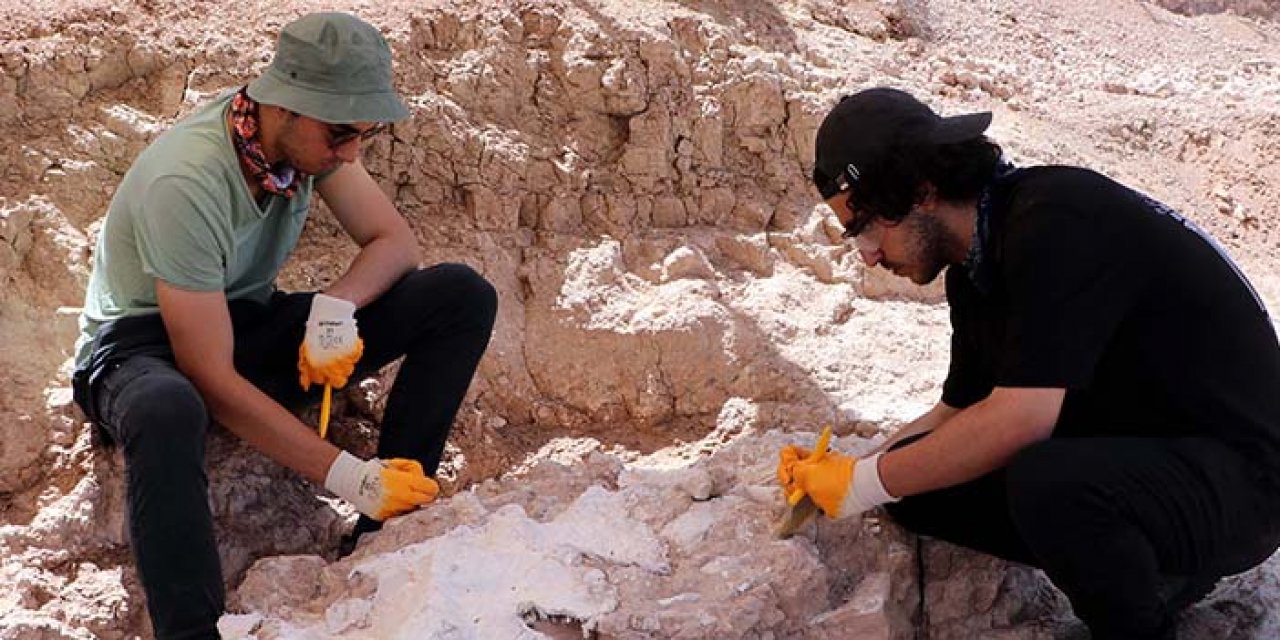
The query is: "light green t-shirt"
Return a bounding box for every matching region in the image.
[75,91,317,367]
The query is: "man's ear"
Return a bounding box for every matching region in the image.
[914,182,939,212]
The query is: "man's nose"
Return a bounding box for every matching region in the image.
[855,234,882,266]
[858,246,882,267]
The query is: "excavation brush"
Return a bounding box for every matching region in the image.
[775,426,832,539]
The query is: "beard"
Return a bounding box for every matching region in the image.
[279,141,320,175]
[278,118,337,176]
[898,212,958,285]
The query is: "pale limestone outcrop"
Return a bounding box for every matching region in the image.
[219,428,1280,639]
[217,431,959,639]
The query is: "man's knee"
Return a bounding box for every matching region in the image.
[882,495,933,535]
[115,372,209,465]
[1005,440,1108,535]
[882,433,952,534]
[410,263,498,328]
[442,263,497,321]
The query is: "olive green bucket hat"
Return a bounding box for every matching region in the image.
[247,12,409,124]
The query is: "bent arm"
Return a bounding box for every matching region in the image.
[156,280,340,483]
[868,400,961,456]
[315,161,420,307]
[878,386,1064,498]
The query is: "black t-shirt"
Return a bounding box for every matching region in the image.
[943,166,1280,478]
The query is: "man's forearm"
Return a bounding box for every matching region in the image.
[878,388,1061,498]
[869,401,960,456]
[197,373,340,483]
[156,281,347,483]
[324,236,419,308]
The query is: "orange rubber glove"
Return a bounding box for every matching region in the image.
[299,293,364,390]
[778,434,899,519]
[324,452,440,521]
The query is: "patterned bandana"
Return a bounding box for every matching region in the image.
[229,87,301,199]
[965,159,1020,295]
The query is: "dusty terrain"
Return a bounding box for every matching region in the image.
[2,0,1279,638]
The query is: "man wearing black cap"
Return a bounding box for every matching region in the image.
[71,13,496,638]
[778,87,1280,639]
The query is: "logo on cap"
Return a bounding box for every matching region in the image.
[831,164,860,194]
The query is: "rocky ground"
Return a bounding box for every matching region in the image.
[2,0,1279,638]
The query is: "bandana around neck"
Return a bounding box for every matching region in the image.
[964,158,1020,295]
[229,87,301,199]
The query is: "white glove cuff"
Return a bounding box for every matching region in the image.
[310,293,356,321]
[856,452,899,505]
[324,450,364,497]
[324,451,381,517]
[838,452,900,518]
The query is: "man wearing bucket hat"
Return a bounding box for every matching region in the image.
[777,87,1280,639]
[71,12,496,638]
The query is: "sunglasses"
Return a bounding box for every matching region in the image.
[819,165,876,239]
[325,122,388,148]
[840,204,876,240]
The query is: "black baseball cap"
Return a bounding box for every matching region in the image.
[813,88,992,199]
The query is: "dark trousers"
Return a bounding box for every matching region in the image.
[75,264,497,639]
[884,435,1280,640]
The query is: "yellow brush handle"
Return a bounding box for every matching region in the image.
[811,426,832,463]
[319,384,332,440]
[787,425,833,505]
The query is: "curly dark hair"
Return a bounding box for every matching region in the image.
[847,136,1004,224]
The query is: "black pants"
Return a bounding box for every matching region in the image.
[75,264,497,639]
[884,435,1280,640]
